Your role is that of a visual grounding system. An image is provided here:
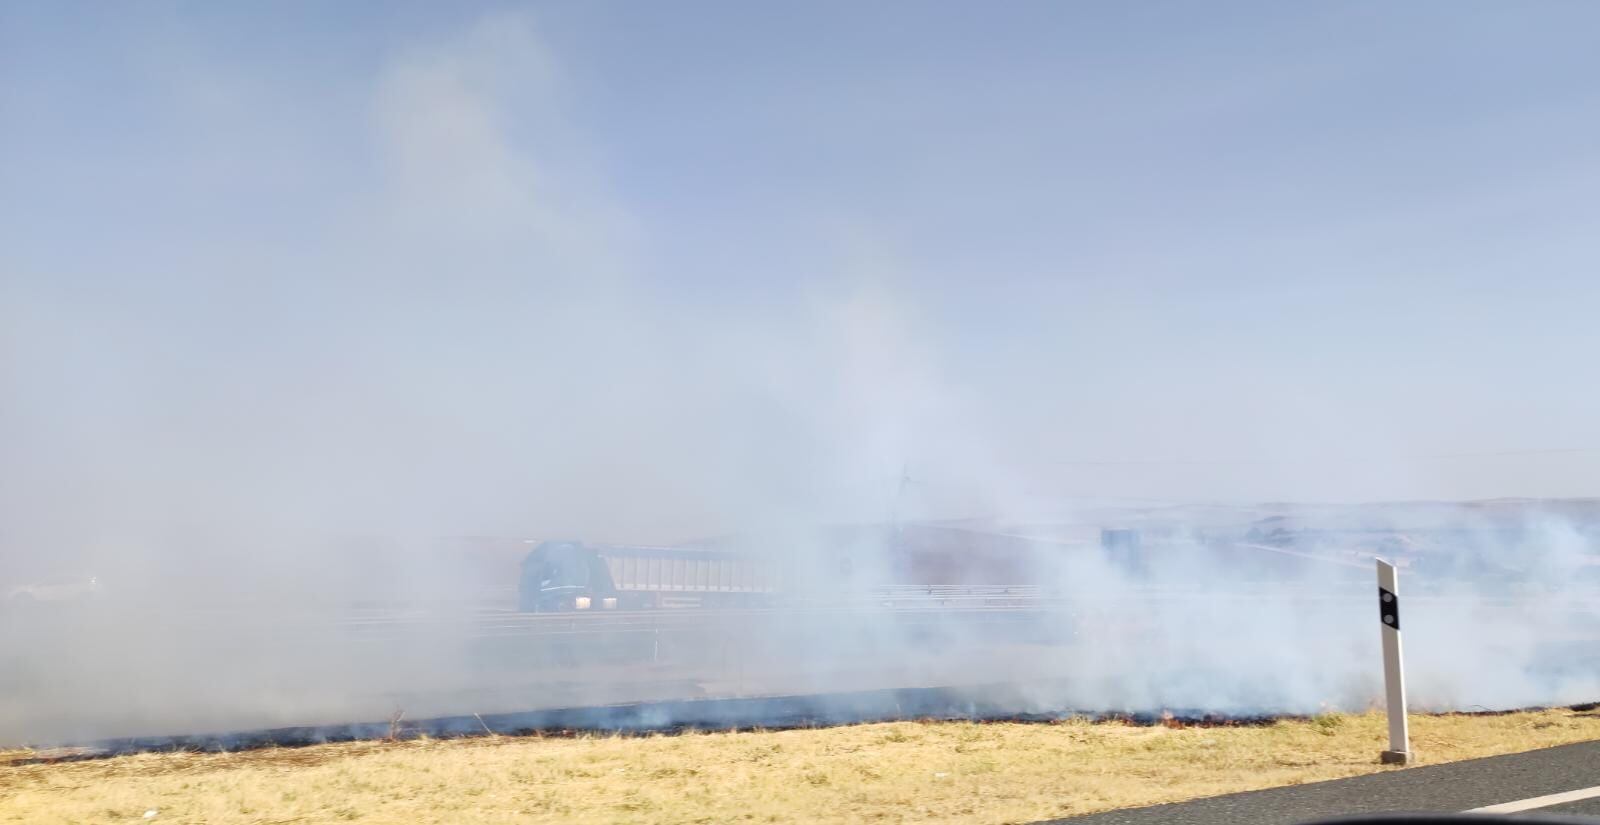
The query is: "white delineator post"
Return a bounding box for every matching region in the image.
[1376,558,1411,765]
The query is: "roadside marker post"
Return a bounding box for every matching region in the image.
[1377,558,1411,765]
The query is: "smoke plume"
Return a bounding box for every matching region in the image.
[3,7,1599,746]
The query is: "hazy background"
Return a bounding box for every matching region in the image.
[5,2,1600,744]
[5,1,1600,567]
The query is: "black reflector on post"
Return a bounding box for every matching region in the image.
[1379,586,1400,631]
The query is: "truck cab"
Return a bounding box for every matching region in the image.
[518,541,619,612]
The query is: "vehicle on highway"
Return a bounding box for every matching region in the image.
[511,525,1381,613]
[517,541,779,612]
[514,528,1099,612]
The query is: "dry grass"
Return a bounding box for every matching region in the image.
[4,709,1600,825]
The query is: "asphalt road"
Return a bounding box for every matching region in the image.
[1043,740,1600,825]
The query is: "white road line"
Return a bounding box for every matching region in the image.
[1468,786,1600,813]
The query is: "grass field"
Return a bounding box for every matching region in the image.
[4,709,1600,825]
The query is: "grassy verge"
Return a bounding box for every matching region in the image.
[4,709,1600,825]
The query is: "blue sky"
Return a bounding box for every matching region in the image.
[4,2,1600,548]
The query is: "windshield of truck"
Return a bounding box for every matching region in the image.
[534,544,590,590]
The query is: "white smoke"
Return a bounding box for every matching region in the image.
[2,9,1598,747]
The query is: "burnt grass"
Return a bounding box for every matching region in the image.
[10,684,1597,764]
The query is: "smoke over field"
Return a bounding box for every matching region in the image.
[3,503,1598,746]
[5,6,1600,747]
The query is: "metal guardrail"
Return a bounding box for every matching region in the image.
[319,588,1600,644]
[37,587,1590,645]
[337,603,1061,631]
